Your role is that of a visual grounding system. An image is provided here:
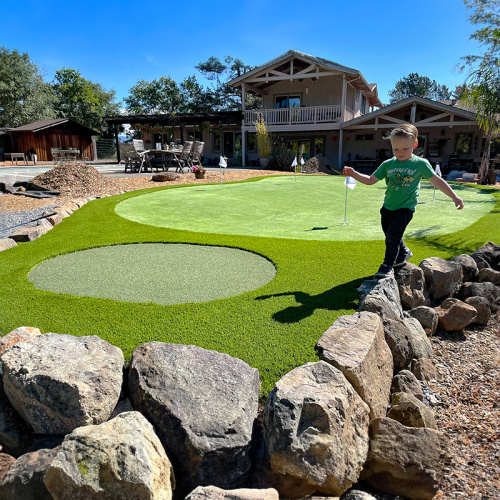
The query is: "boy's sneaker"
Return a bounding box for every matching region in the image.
[374,264,394,279]
[393,249,413,267]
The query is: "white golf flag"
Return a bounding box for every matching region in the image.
[344,176,357,190]
[219,156,227,167]
[300,156,305,165]
[435,163,442,177]
[291,157,297,168]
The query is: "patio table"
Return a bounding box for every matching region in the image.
[144,149,181,172]
[4,153,28,165]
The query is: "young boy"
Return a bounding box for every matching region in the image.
[343,123,464,279]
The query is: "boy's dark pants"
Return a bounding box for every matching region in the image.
[380,206,414,266]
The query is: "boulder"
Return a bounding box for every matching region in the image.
[459,281,500,311]
[395,263,430,309]
[263,361,370,498]
[52,207,71,218]
[470,241,500,271]
[316,312,393,418]
[360,417,448,500]
[465,296,492,325]
[2,333,124,434]
[419,257,463,300]
[0,447,60,500]
[44,411,173,500]
[0,326,41,358]
[44,212,64,226]
[0,453,15,482]
[359,275,404,322]
[412,359,438,382]
[408,306,438,336]
[301,155,332,174]
[9,224,52,242]
[152,172,180,182]
[391,370,424,401]
[435,298,477,331]
[128,343,259,495]
[404,316,433,360]
[450,254,479,282]
[0,239,17,252]
[388,392,437,429]
[382,318,414,369]
[185,486,279,500]
[478,267,500,285]
[341,491,377,500]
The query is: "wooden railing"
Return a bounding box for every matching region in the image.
[244,105,342,126]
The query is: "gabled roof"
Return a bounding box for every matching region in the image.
[228,50,382,107]
[342,96,477,129]
[9,118,99,135]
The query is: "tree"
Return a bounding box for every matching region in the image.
[52,68,120,130]
[0,47,56,127]
[462,62,500,182]
[388,73,453,103]
[124,76,184,115]
[462,0,500,67]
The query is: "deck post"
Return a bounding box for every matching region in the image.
[338,128,343,168]
[341,74,347,123]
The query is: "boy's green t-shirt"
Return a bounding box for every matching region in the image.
[373,156,436,211]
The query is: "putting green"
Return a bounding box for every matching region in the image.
[115,176,495,241]
[28,244,276,305]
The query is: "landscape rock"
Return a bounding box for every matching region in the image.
[435,298,477,331]
[450,254,479,282]
[470,241,500,271]
[52,207,71,218]
[408,306,438,336]
[382,318,414,369]
[459,281,500,311]
[185,486,279,500]
[412,359,438,382]
[395,263,430,309]
[152,172,180,182]
[419,257,463,300]
[128,342,259,495]
[404,316,433,360]
[316,312,393,418]
[0,239,17,252]
[301,155,331,174]
[0,326,41,358]
[359,276,403,322]
[478,267,500,285]
[0,447,60,500]
[44,411,173,500]
[9,224,52,242]
[388,392,437,429]
[341,490,377,500]
[360,417,449,500]
[0,453,15,482]
[391,370,424,401]
[43,211,64,226]
[465,296,492,325]
[2,333,124,434]
[263,361,370,498]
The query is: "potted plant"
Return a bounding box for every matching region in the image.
[254,114,271,168]
[193,164,206,179]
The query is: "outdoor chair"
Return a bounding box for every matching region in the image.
[172,141,193,173]
[133,139,146,152]
[186,141,205,172]
[120,143,150,173]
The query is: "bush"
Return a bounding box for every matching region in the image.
[269,138,295,171]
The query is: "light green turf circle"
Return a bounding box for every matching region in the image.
[28,244,277,305]
[115,176,495,241]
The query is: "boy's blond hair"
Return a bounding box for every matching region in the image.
[388,123,418,141]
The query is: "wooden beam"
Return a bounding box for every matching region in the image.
[242,83,268,95]
[246,70,341,83]
[418,112,451,123]
[410,104,416,123]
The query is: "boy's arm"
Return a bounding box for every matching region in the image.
[343,166,379,185]
[429,175,464,210]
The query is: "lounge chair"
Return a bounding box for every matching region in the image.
[172,141,193,173]
[119,143,150,173]
[187,141,205,171]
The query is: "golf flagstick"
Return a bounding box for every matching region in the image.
[342,176,357,225]
[300,155,305,175]
[433,163,442,201]
[219,156,227,190]
[292,157,298,183]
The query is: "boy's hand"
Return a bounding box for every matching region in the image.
[453,196,464,210]
[343,166,354,177]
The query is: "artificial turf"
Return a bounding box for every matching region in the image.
[1,176,499,395]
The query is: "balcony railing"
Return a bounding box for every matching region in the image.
[244,105,342,126]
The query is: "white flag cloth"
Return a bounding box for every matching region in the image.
[219,156,227,167]
[300,156,305,165]
[291,157,297,167]
[344,176,357,190]
[435,164,442,177]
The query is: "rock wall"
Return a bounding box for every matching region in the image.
[0,242,498,499]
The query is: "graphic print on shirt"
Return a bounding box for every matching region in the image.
[387,167,416,190]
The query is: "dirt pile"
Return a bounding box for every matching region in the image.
[32,163,122,198]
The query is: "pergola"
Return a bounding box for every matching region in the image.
[104,112,242,162]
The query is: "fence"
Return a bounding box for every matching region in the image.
[96,138,116,159]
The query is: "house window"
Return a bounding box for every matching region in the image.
[247,132,257,152]
[456,133,473,154]
[314,137,325,156]
[188,130,203,141]
[355,134,374,141]
[361,94,366,114]
[213,130,221,152]
[275,94,301,108]
[356,90,361,101]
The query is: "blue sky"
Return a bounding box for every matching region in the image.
[0,0,483,107]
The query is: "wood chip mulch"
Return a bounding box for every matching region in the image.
[1,163,499,499]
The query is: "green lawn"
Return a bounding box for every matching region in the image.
[1,176,499,395]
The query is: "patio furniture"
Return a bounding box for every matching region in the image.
[119,143,150,173]
[172,141,193,173]
[51,148,80,163]
[186,141,205,172]
[4,153,28,165]
[133,139,146,152]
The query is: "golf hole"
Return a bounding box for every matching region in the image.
[28,243,277,305]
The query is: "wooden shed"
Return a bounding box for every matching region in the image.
[8,118,99,162]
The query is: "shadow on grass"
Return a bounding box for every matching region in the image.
[255,277,366,324]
